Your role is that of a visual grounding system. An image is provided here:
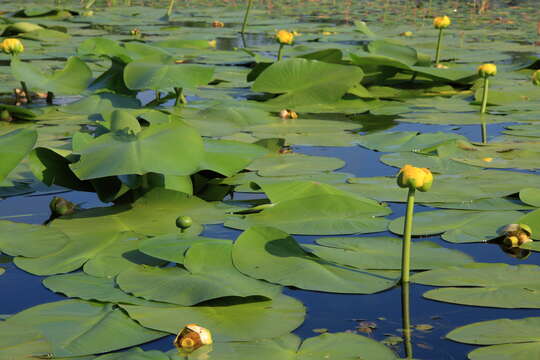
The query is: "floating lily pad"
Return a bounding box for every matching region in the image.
[247,153,345,176]
[345,170,540,203]
[232,226,398,293]
[14,189,225,275]
[357,131,466,152]
[5,300,166,357]
[124,54,214,91]
[0,220,69,257]
[118,242,280,305]
[413,263,540,308]
[0,323,52,360]
[225,184,390,236]
[120,294,306,341]
[520,188,540,207]
[252,58,364,108]
[138,234,229,264]
[389,210,523,243]
[43,272,148,305]
[306,236,473,270]
[70,122,204,180]
[11,56,92,95]
[447,317,540,360]
[516,208,540,240]
[0,128,37,185]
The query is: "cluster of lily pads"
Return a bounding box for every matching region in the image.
[2,0,540,359]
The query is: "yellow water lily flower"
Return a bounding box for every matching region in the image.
[174,324,213,352]
[276,29,294,45]
[433,16,451,29]
[397,165,434,192]
[0,38,24,55]
[532,70,540,85]
[477,63,497,77]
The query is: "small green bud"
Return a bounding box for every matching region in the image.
[176,216,193,231]
[49,197,76,217]
[0,109,12,122]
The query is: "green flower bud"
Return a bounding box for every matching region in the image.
[49,197,76,217]
[176,216,193,231]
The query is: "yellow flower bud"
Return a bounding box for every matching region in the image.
[477,63,497,77]
[276,30,294,45]
[532,70,540,86]
[212,20,224,28]
[0,38,24,55]
[433,16,451,29]
[174,324,213,352]
[504,235,519,247]
[400,31,413,37]
[397,165,434,192]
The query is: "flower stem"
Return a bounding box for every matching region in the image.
[401,281,413,359]
[434,28,443,65]
[401,187,415,283]
[480,76,489,114]
[277,44,285,61]
[174,87,187,106]
[20,81,31,104]
[166,0,175,18]
[481,120,487,144]
[240,0,253,34]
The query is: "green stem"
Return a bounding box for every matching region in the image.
[480,76,489,114]
[46,91,54,105]
[434,28,443,65]
[401,187,415,283]
[20,81,31,104]
[155,90,161,102]
[277,43,285,61]
[174,87,187,106]
[401,281,413,359]
[240,0,253,34]
[481,120,487,144]
[166,0,176,17]
[141,173,149,190]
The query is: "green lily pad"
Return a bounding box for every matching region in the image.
[517,208,540,240]
[70,122,204,180]
[0,323,52,360]
[189,332,397,360]
[117,242,280,305]
[43,272,148,305]
[124,54,214,91]
[389,210,523,243]
[357,131,467,152]
[11,56,92,95]
[14,189,225,275]
[520,188,540,207]
[0,220,69,257]
[413,263,540,308]
[5,299,166,357]
[231,226,398,293]
[225,186,390,235]
[345,170,540,203]
[120,294,306,341]
[178,105,277,137]
[0,128,37,185]
[247,153,344,176]
[252,58,364,107]
[307,236,473,270]
[201,139,269,177]
[447,317,540,360]
[138,233,229,264]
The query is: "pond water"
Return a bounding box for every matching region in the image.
[2,0,540,359]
